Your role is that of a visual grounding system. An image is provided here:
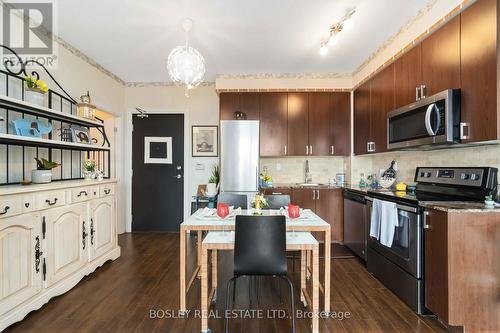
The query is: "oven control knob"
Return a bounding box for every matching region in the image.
[425,172,432,178]
[470,173,480,181]
[419,172,426,178]
[460,173,470,180]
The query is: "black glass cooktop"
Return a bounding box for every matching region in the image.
[367,188,484,206]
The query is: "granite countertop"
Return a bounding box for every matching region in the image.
[264,183,345,190]
[419,201,500,213]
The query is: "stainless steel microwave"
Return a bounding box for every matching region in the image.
[387,89,460,150]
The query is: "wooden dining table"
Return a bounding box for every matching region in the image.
[179,209,332,319]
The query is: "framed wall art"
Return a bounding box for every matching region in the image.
[192,125,218,157]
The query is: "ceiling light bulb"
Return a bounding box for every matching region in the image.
[328,34,339,46]
[319,44,328,56]
[343,17,354,30]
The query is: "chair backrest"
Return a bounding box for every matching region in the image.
[264,194,291,209]
[217,193,247,209]
[234,215,287,276]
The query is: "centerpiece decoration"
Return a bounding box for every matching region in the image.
[251,194,269,215]
[24,75,49,107]
[82,160,96,180]
[32,158,60,184]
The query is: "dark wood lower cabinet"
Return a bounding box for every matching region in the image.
[424,209,500,331]
[291,188,343,242]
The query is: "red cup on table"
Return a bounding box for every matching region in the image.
[288,204,300,219]
[217,203,230,219]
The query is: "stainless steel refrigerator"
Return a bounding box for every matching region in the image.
[220,120,259,194]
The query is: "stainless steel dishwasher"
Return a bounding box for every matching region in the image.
[343,189,368,261]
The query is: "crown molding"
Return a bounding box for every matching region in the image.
[124,81,215,88]
[216,73,351,80]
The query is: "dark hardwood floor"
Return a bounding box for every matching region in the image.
[6,233,447,333]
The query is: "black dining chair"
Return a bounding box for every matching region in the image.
[217,193,248,209]
[264,194,291,209]
[224,215,295,333]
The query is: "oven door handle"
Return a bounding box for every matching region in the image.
[425,103,440,136]
[365,196,417,213]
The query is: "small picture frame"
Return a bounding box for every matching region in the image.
[71,126,92,144]
[144,136,172,164]
[192,125,218,157]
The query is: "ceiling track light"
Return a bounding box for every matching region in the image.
[319,8,356,55]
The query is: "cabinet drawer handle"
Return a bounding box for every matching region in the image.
[77,190,88,197]
[104,189,111,195]
[0,206,10,215]
[45,198,58,206]
[25,202,30,208]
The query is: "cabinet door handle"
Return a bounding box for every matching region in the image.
[306,145,309,155]
[372,142,376,152]
[312,190,315,200]
[104,189,111,195]
[420,85,426,99]
[45,198,58,206]
[416,86,420,101]
[25,202,30,208]
[316,190,320,200]
[284,145,287,155]
[330,145,334,155]
[310,145,313,155]
[82,221,88,250]
[0,206,10,215]
[34,236,42,273]
[460,122,470,140]
[77,190,88,197]
[90,218,95,245]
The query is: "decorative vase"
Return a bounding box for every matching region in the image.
[31,169,52,184]
[83,170,94,181]
[25,90,46,107]
[217,203,229,219]
[206,183,217,197]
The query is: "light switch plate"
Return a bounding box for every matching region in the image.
[195,163,205,170]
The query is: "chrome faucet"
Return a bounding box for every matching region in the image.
[305,160,312,184]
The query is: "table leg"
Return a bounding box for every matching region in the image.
[197,230,203,277]
[312,244,319,333]
[300,250,306,305]
[180,228,187,312]
[211,249,218,302]
[324,230,331,313]
[306,250,311,280]
[201,246,208,332]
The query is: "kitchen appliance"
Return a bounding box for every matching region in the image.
[366,166,498,314]
[387,89,460,150]
[343,189,368,261]
[220,120,260,196]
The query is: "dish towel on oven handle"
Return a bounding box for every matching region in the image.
[369,199,399,247]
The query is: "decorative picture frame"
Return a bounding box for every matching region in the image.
[144,136,172,164]
[71,126,93,144]
[192,125,218,157]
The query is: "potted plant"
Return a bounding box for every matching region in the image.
[206,164,219,197]
[24,75,49,107]
[83,160,96,180]
[484,193,495,208]
[32,158,60,184]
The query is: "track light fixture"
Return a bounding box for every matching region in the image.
[319,8,356,55]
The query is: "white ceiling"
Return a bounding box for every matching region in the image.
[56,0,430,83]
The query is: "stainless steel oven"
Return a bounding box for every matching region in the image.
[387,89,460,150]
[366,196,424,314]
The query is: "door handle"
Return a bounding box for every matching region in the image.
[173,174,182,179]
[82,221,88,250]
[90,219,95,245]
[460,122,470,140]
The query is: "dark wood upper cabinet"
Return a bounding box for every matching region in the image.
[287,93,309,156]
[353,80,371,155]
[219,92,259,120]
[219,93,240,120]
[239,93,260,120]
[308,93,331,156]
[421,14,461,97]
[460,0,498,143]
[260,93,287,156]
[394,44,422,108]
[370,64,394,153]
[330,92,351,156]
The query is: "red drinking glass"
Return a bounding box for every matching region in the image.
[217,203,230,219]
[288,204,300,219]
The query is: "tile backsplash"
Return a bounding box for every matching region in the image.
[349,144,500,185]
[260,156,346,184]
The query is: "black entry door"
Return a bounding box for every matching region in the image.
[132,114,184,232]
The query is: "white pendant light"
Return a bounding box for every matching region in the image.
[167,18,206,96]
